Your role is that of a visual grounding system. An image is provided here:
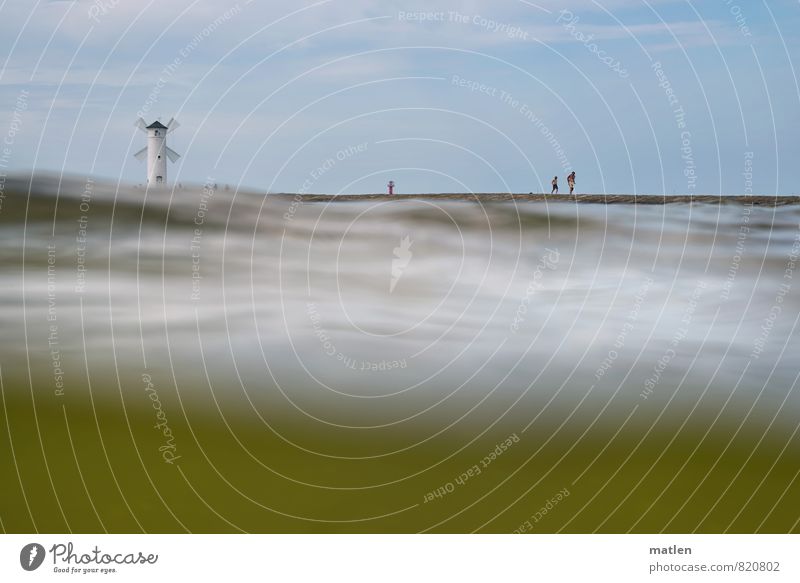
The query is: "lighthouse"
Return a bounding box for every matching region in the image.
[134,117,180,185]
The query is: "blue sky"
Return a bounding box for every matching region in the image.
[1,0,799,194]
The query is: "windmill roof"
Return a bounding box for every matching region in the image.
[146,121,168,129]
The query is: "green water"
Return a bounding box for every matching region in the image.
[2,383,797,533]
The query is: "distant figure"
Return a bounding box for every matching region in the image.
[568,172,576,195]
[388,180,395,195]
[551,176,558,194]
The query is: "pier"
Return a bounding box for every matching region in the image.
[288,193,800,206]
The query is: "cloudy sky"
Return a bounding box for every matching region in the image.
[1,0,799,194]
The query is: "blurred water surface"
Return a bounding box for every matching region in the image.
[0,175,798,533]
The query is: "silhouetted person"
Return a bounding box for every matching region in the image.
[568,172,576,195]
[551,176,558,194]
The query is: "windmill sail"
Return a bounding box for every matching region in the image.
[133,147,148,161]
[165,147,181,162]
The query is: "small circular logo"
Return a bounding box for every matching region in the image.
[20,543,46,571]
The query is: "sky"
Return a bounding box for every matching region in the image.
[1,0,799,194]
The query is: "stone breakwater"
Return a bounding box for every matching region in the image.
[280,193,800,206]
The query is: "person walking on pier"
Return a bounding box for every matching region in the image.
[551,176,558,194]
[568,171,576,195]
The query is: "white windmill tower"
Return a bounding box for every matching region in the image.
[134,117,181,185]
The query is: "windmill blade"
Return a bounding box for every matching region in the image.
[135,117,148,132]
[165,147,181,163]
[133,147,148,161]
[166,118,180,133]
